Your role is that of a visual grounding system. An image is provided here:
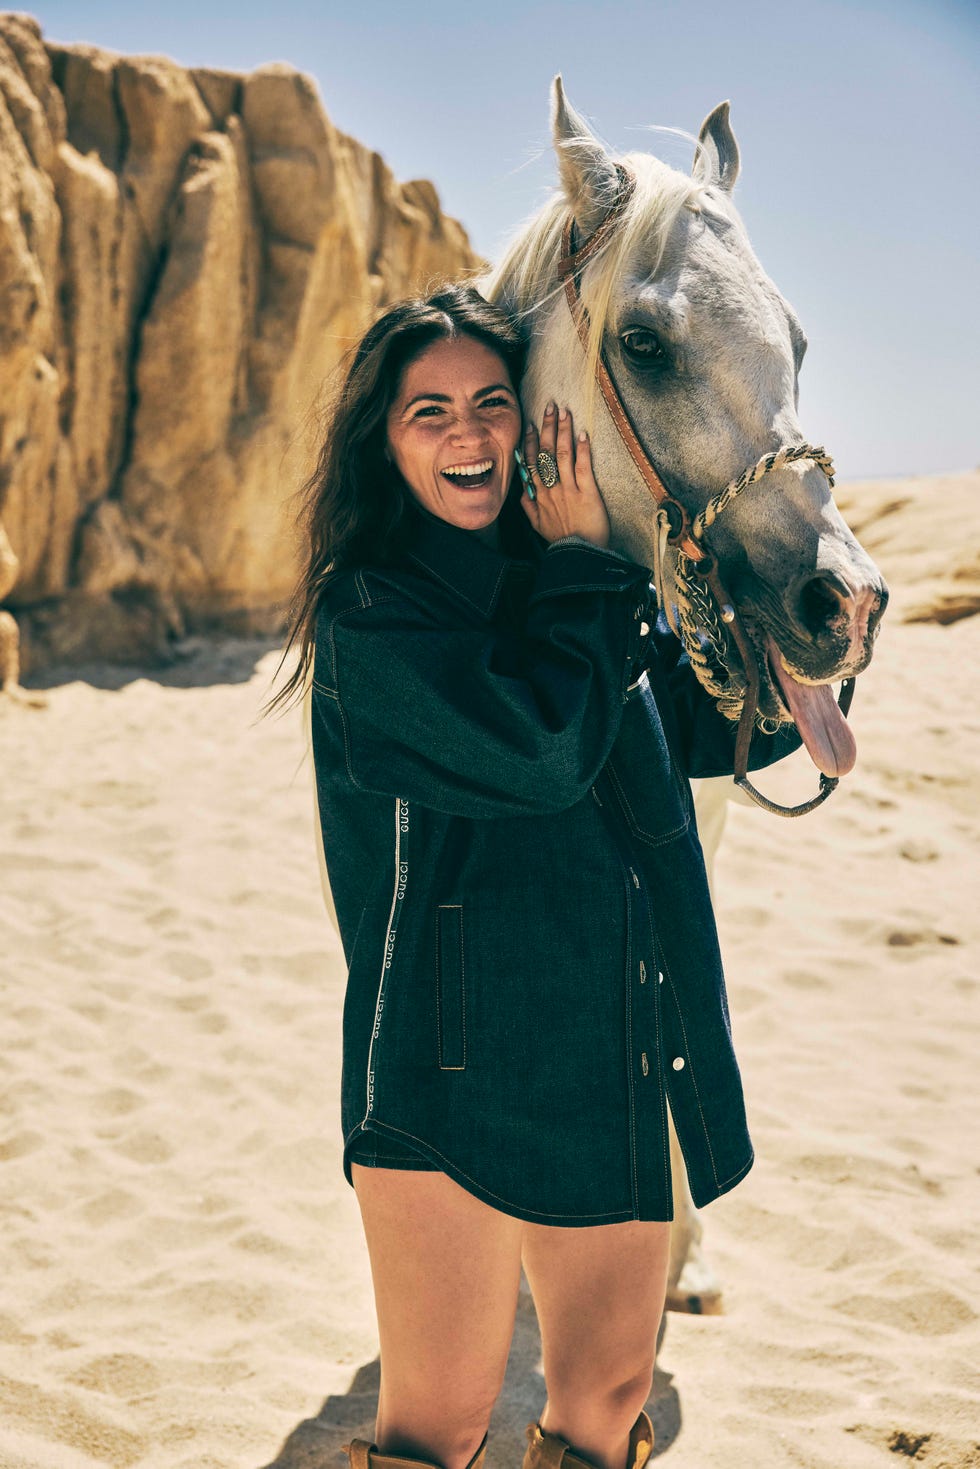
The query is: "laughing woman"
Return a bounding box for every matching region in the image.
[269,284,798,1469]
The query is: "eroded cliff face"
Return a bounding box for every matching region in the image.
[0,15,479,670]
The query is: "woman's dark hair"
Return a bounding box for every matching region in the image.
[265,284,527,715]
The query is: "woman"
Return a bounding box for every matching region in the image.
[271,285,798,1469]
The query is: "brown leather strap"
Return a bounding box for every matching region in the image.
[525,1413,652,1469]
[343,1442,377,1469]
[525,1424,573,1469]
[700,561,762,783]
[698,561,857,817]
[342,1438,487,1469]
[559,176,705,563]
[556,164,636,279]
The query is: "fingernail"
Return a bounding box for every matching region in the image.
[544,402,556,416]
[579,429,588,441]
[558,405,568,420]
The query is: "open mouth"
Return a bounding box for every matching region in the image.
[764,635,856,779]
[441,459,495,490]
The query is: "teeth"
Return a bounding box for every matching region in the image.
[442,460,493,477]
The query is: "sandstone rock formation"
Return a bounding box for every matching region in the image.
[0,14,479,673]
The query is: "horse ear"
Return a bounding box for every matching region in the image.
[693,101,740,192]
[551,75,621,237]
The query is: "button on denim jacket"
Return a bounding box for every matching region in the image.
[310,489,801,1225]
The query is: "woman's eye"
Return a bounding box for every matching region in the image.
[620,329,667,366]
[480,396,511,410]
[412,405,443,419]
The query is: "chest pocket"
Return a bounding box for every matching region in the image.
[605,673,691,846]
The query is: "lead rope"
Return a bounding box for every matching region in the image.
[655,443,837,725]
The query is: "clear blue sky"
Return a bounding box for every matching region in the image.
[37,0,978,479]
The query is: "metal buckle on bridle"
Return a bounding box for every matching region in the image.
[559,170,857,818]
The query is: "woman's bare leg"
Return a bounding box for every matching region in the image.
[521,1219,671,1469]
[352,1164,524,1469]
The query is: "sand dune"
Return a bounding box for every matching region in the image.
[1,473,977,1468]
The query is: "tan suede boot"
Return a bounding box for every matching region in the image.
[342,1430,488,1469]
[522,1410,653,1469]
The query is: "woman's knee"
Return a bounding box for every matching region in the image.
[604,1365,656,1422]
[545,1361,655,1426]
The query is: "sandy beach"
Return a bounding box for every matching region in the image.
[1,472,977,1469]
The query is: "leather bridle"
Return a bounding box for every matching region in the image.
[557,164,855,817]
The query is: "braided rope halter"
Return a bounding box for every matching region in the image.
[558,165,855,817]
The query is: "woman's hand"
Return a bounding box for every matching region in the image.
[521,403,611,549]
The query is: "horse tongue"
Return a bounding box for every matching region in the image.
[770,652,857,778]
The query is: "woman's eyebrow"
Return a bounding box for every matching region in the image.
[401,384,514,412]
[475,383,515,397]
[402,391,451,410]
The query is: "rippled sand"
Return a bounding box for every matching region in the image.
[1,472,977,1467]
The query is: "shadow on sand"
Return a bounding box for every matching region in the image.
[259,1285,681,1469]
[23,634,287,693]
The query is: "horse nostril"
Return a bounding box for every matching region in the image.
[872,579,890,623]
[798,571,849,637]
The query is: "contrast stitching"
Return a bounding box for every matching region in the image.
[606,759,689,846]
[531,580,634,599]
[365,1121,634,1221]
[714,1152,755,1192]
[330,598,404,786]
[623,872,639,1216]
[324,599,372,685]
[337,701,358,789]
[405,551,496,617]
[643,913,671,1212]
[483,561,507,613]
[660,950,720,1186]
[361,798,404,1124]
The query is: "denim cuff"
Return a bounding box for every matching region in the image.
[532,539,651,602]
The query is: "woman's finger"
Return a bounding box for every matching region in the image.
[573,428,599,494]
[524,418,540,464]
[555,405,575,478]
[537,401,558,457]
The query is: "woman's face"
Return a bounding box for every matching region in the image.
[385,335,522,532]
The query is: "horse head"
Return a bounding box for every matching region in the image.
[486,79,888,785]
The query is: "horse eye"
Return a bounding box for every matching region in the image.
[621,329,666,365]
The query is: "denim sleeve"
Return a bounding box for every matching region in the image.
[646,610,804,779]
[317,542,653,818]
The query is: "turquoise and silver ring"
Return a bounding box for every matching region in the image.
[514,447,536,501]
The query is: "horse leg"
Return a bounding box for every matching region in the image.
[660,778,732,1318]
[664,1110,723,1315]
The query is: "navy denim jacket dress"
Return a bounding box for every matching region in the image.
[310,486,800,1226]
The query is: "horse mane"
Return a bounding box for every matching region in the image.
[482,151,704,412]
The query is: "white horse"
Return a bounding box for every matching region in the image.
[477,78,886,1309]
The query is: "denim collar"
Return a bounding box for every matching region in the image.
[404,488,541,620]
